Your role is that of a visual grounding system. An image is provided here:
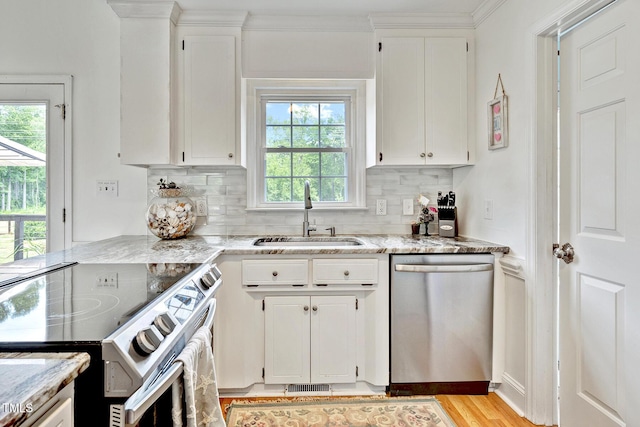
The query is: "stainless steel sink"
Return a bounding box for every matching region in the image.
[252,237,364,247]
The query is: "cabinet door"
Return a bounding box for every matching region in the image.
[424,38,468,165]
[33,398,72,427]
[264,296,310,384]
[310,296,357,384]
[378,37,426,165]
[378,37,469,166]
[182,35,237,165]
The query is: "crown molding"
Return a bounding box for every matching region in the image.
[107,1,182,23]
[243,14,374,32]
[472,0,508,27]
[369,12,475,29]
[178,10,248,26]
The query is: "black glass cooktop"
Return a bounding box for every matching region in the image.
[0,262,200,344]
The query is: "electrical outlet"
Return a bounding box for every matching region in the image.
[97,180,118,197]
[376,199,387,215]
[484,199,494,220]
[402,199,414,215]
[96,272,118,288]
[195,198,208,216]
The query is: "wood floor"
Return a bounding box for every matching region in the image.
[220,392,551,426]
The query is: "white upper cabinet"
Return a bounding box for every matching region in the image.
[376,37,469,166]
[176,33,241,165]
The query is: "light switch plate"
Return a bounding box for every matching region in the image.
[402,199,414,215]
[97,180,118,197]
[484,199,494,220]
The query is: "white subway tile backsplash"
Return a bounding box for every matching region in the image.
[147,166,453,236]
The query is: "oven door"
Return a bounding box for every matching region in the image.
[110,299,216,427]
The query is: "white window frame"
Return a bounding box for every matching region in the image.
[246,79,367,210]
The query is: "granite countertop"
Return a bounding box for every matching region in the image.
[0,234,509,280]
[0,352,90,426]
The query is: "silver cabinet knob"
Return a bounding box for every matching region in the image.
[228,153,234,159]
[312,306,318,312]
[153,312,179,336]
[133,326,163,356]
[304,305,309,311]
[344,270,350,277]
[427,152,434,157]
[272,271,278,277]
[420,152,426,158]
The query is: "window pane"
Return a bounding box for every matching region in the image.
[320,103,345,125]
[293,178,318,202]
[320,126,345,148]
[266,102,291,125]
[293,153,319,177]
[292,103,319,125]
[320,177,347,202]
[292,126,319,148]
[321,152,346,176]
[266,126,290,148]
[265,153,291,177]
[265,178,291,202]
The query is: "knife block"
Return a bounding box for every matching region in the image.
[438,206,457,237]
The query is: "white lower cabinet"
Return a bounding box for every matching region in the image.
[214,254,389,394]
[264,295,356,385]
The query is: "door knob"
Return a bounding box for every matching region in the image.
[553,243,575,264]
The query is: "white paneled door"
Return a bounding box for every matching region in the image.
[559,1,640,426]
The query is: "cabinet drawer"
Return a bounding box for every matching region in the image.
[242,259,308,286]
[312,259,378,285]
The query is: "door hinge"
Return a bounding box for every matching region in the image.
[262,368,265,378]
[182,40,185,50]
[466,42,469,52]
[63,208,66,223]
[54,104,66,120]
[467,151,470,161]
[355,298,358,310]
[557,360,560,371]
[379,152,383,162]
[182,152,185,162]
[262,299,265,311]
[356,366,359,377]
[378,42,382,52]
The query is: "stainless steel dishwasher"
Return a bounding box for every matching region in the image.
[390,253,494,395]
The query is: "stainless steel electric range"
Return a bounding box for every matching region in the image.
[0,261,222,427]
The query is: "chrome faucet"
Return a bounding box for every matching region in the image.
[303,181,316,237]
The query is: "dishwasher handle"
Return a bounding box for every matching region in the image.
[394,263,493,273]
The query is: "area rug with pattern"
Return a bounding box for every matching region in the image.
[225,397,457,427]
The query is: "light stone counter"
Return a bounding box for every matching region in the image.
[0,352,90,426]
[0,234,508,281]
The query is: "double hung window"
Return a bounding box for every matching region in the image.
[247,80,366,210]
[263,99,349,203]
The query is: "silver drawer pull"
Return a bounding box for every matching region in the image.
[344,270,350,276]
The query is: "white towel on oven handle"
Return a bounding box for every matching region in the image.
[171,326,225,427]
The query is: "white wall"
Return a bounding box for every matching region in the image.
[0,0,148,243]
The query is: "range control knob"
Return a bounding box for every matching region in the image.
[153,312,179,336]
[132,325,163,356]
[200,271,216,288]
[200,265,222,289]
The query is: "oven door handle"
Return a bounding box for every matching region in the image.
[124,298,217,425]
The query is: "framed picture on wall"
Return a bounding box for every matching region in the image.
[488,95,508,149]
